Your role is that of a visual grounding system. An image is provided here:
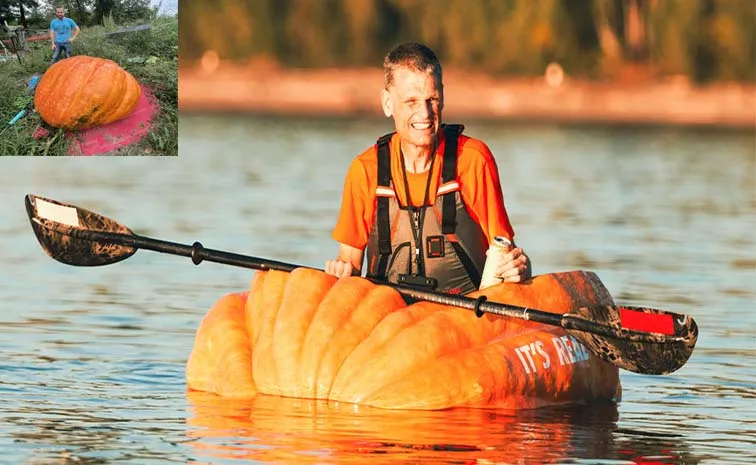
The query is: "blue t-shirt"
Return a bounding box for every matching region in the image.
[50,17,78,44]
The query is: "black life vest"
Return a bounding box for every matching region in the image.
[365,124,488,294]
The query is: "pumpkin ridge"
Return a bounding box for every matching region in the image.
[103,63,121,122]
[100,64,126,123]
[48,59,80,127]
[251,270,290,396]
[63,59,90,127]
[185,292,257,398]
[246,271,267,347]
[121,73,139,120]
[291,270,342,398]
[36,71,53,122]
[297,277,374,399]
[350,307,487,400]
[70,58,101,129]
[49,60,70,126]
[315,281,379,397]
[114,72,130,120]
[270,268,332,398]
[330,303,437,402]
[316,284,407,400]
[92,60,120,125]
[366,333,523,409]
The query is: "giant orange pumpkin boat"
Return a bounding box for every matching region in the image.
[186,268,622,410]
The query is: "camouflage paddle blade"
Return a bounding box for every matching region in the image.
[566,305,699,375]
[25,194,136,267]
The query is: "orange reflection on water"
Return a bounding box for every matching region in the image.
[185,391,691,464]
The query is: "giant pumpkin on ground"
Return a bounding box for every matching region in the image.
[34,55,141,130]
[186,269,622,410]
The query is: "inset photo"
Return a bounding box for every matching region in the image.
[0,0,177,155]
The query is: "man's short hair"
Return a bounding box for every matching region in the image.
[383,42,443,89]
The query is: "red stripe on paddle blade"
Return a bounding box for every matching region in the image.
[620,308,675,335]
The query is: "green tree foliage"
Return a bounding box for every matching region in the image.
[1,0,155,28]
[0,1,41,28]
[176,0,754,83]
[94,0,114,23]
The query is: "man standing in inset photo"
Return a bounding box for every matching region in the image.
[49,5,79,65]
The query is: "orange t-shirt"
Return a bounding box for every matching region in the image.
[332,131,515,250]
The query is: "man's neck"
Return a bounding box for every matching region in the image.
[401,139,437,173]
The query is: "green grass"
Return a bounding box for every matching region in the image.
[0,14,178,156]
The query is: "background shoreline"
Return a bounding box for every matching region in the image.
[179,66,756,129]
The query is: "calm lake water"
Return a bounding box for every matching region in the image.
[0,115,754,464]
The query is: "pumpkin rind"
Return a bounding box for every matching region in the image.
[186,270,621,410]
[34,55,142,130]
[185,292,256,398]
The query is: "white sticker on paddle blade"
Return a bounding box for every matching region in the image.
[35,198,79,227]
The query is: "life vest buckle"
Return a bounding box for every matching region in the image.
[398,274,438,290]
[426,235,445,258]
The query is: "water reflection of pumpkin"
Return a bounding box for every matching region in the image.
[185,391,580,463]
[186,269,621,410]
[185,392,695,464]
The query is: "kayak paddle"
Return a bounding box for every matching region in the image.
[24,194,698,376]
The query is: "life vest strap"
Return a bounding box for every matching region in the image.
[370,133,393,279]
[441,124,463,234]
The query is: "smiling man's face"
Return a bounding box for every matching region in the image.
[382,66,444,152]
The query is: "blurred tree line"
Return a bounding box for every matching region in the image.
[1,0,156,29]
[179,0,755,83]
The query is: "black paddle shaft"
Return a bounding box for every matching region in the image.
[25,192,698,375]
[66,228,654,342]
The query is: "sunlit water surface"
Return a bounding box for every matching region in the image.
[0,116,753,464]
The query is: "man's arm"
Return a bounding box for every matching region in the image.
[326,154,372,279]
[71,25,80,41]
[339,243,364,274]
[325,243,364,278]
[474,146,531,283]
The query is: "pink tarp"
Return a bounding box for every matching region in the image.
[66,84,158,156]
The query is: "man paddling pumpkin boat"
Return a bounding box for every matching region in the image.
[326,42,531,294]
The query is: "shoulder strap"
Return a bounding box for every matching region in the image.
[441,124,463,234]
[371,132,394,279]
[376,132,393,188]
[439,124,481,287]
